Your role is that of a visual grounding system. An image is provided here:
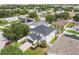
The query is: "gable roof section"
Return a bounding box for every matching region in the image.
[53,20,68,26]
[26,33,41,41]
[30,20,49,27]
[31,25,55,36]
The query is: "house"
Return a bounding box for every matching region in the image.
[26,25,57,45]
[18,17,34,24]
[29,20,51,28]
[72,24,79,32]
[0,39,9,50]
[4,16,18,22]
[0,31,10,50]
[38,11,47,18]
[56,10,64,14]
[26,33,41,44]
[52,20,68,28]
[47,34,79,55]
[2,15,27,22]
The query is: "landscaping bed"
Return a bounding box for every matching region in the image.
[66,22,76,28]
[50,36,58,44]
[67,30,79,35]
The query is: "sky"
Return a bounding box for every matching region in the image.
[0,0,79,4]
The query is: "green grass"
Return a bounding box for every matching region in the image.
[0,42,48,55]
[23,47,47,55]
[0,20,19,26]
[50,36,58,44]
[0,44,23,55]
[66,22,75,28]
[0,28,5,30]
[0,22,8,26]
[0,20,19,30]
[59,28,65,33]
[67,30,79,35]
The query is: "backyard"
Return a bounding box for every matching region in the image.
[0,42,48,55]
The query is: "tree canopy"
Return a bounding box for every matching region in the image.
[0,44,23,55]
[58,12,70,20]
[73,14,79,22]
[45,14,57,23]
[0,8,28,18]
[3,21,29,41]
[28,12,38,19]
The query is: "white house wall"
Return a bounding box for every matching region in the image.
[43,30,56,43]
[5,17,18,22]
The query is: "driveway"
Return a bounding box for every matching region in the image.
[19,42,32,52]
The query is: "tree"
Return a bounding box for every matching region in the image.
[28,12,38,19]
[64,7,73,11]
[3,21,29,41]
[73,14,79,22]
[0,45,23,55]
[46,14,57,23]
[58,12,70,20]
[35,16,40,22]
[18,8,28,15]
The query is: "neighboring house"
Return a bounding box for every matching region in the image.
[26,25,57,45]
[56,10,64,14]
[68,10,76,17]
[38,11,47,18]
[18,17,34,24]
[1,15,27,22]
[29,20,51,28]
[4,16,18,22]
[72,24,79,32]
[0,39,9,50]
[0,31,10,50]
[47,34,79,55]
[52,20,68,29]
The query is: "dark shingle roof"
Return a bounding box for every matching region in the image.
[27,33,41,40]
[30,20,49,27]
[31,25,55,36]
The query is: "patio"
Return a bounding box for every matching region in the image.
[19,42,32,52]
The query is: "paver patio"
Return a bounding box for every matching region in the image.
[19,42,32,52]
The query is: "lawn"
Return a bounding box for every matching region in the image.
[0,20,19,30]
[0,28,5,30]
[66,22,75,28]
[0,42,48,55]
[0,21,8,26]
[67,30,79,35]
[59,28,65,33]
[0,20,19,26]
[23,47,48,55]
[50,36,58,44]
